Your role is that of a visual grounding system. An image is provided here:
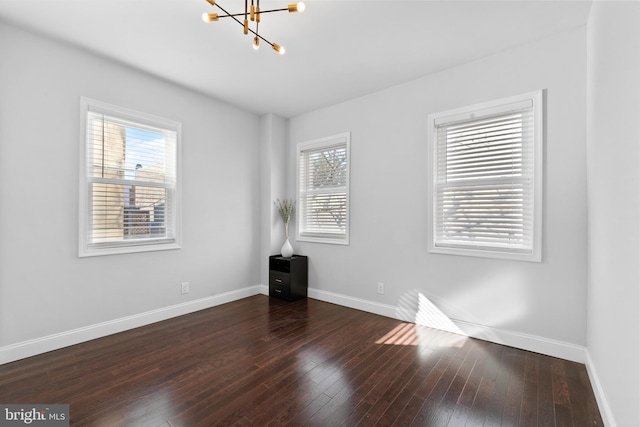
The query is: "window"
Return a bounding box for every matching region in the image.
[79,98,181,257]
[427,91,543,262]
[297,132,350,245]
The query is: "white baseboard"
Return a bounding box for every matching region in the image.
[307,287,398,319]
[259,284,269,295]
[585,351,617,427]
[2,284,587,367]
[308,287,587,363]
[450,318,586,363]
[0,285,262,365]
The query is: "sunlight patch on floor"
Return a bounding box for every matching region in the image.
[376,323,418,346]
[378,290,470,348]
[375,321,467,349]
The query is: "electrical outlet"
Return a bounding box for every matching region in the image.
[377,282,385,295]
[181,282,189,294]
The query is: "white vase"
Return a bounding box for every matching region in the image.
[281,238,294,258]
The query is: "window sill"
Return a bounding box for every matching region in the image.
[297,235,350,246]
[429,245,541,263]
[79,241,181,257]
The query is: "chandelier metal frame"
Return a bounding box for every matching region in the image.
[202,0,305,54]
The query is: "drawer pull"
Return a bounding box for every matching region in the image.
[275,289,282,293]
[275,278,282,283]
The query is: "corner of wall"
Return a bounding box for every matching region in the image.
[585,350,618,427]
[259,113,289,286]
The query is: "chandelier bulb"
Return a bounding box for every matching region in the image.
[288,2,305,13]
[272,43,285,55]
[202,13,219,22]
[250,4,255,21]
[205,0,216,5]
[253,37,260,50]
[243,19,249,34]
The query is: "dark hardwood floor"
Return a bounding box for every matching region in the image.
[0,295,603,426]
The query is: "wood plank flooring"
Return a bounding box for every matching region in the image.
[0,295,604,426]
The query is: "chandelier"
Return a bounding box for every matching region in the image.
[202,0,306,54]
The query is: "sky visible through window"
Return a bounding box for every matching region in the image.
[124,127,165,180]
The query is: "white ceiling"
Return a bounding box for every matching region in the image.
[0,0,591,118]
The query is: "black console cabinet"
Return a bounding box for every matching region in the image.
[269,255,308,301]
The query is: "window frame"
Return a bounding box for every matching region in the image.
[78,97,182,257]
[296,132,351,245]
[427,91,543,262]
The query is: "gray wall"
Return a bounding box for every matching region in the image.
[0,23,261,347]
[288,27,588,350]
[259,114,288,288]
[587,3,640,426]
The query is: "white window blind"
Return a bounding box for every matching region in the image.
[79,98,181,257]
[428,91,542,262]
[297,133,350,245]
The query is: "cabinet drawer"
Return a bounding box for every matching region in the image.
[269,283,291,299]
[269,271,290,287]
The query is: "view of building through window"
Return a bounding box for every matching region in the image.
[122,127,168,239]
[85,108,177,248]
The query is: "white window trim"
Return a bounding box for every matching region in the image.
[296,132,351,245]
[427,90,543,262]
[78,97,182,257]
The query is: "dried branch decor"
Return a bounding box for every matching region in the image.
[274,198,295,239]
